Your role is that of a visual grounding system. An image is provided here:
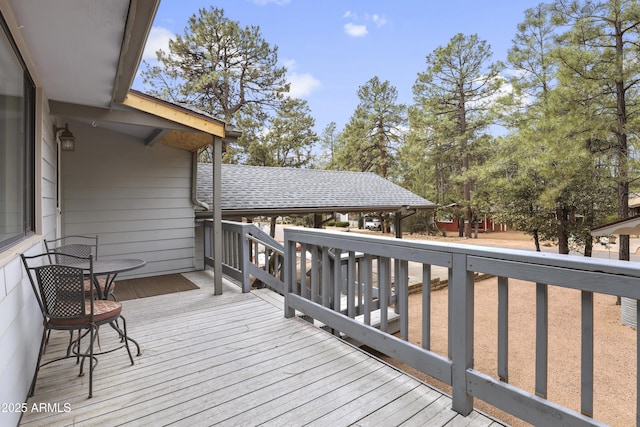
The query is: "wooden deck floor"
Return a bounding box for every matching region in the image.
[19,272,503,427]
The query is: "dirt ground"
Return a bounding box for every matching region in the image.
[366,230,635,427]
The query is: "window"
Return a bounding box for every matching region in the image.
[0,13,35,250]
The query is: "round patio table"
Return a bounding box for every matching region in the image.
[75,259,146,300]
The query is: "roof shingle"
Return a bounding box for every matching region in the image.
[197,163,436,216]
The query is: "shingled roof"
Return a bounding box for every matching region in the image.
[197,163,436,217]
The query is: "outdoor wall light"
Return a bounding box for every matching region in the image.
[53,123,76,151]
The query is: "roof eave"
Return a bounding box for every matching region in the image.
[112,0,161,104]
[196,205,436,218]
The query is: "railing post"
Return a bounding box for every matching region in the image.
[450,252,474,416]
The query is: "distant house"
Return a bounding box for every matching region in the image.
[629,193,640,216]
[435,203,508,235]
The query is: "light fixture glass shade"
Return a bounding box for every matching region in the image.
[60,137,75,151]
[55,123,76,151]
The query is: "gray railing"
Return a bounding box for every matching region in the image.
[283,226,639,427]
[204,220,285,293]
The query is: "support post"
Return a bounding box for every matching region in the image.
[450,252,474,415]
[395,213,402,238]
[213,138,223,295]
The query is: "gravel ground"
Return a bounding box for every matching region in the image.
[375,231,636,427]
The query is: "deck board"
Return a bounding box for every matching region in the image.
[19,274,502,427]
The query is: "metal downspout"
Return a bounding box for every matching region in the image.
[192,151,209,211]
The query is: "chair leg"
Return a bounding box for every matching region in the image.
[29,329,47,397]
[119,316,134,364]
[77,326,98,399]
[66,330,75,358]
[88,325,95,398]
[109,316,141,357]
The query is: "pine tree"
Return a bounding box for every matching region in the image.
[335,77,406,178]
[412,33,504,237]
[139,7,289,160]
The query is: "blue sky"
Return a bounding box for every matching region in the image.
[135,0,543,134]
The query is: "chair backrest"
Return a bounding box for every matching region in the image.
[21,253,94,322]
[45,235,98,265]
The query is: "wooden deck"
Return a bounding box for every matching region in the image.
[19,272,503,427]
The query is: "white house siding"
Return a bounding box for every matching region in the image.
[61,123,196,278]
[0,96,57,427]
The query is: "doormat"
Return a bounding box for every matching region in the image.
[114,273,199,301]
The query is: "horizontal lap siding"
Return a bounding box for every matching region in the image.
[61,124,196,278]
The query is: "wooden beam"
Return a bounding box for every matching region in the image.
[123,91,226,137]
[49,100,193,131]
[145,129,168,146]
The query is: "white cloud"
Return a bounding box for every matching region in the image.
[372,14,387,27]
[344,23,368,37]
[284,59,320,98]
[142,26,174,61]
[342,11,386,37]
[283,58,297,69]
[288,72,321,98]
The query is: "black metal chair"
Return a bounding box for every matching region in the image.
[21,252,134,398]
[44,235,115,300]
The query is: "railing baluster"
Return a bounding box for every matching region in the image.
[333,249,342,315]
[253,238,259,267]
[222,229,228,265]
[310,245,319,304]
[363,254,372,326]
[535,282,548,399]
[498,276,509,382]
[379,256,390,330]
[422,264,431,350]
[233,230,239,268]
[321,247,330,308]
[394,259,400,315]
[637,299,640,427]
[233,230,239,267]
[581,290,594,418]
[348,251,356,318]
[355,256,362,315]
[398,259,409,341]
[300,244,309,300]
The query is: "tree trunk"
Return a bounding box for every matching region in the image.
[557,206,569,255]
[533,229,541,252]
[614,19,630,263]
[270,217,277,238]
[584,234,593,257]
[584,204,594,258]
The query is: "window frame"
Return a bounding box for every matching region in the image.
[0,12,36,251]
